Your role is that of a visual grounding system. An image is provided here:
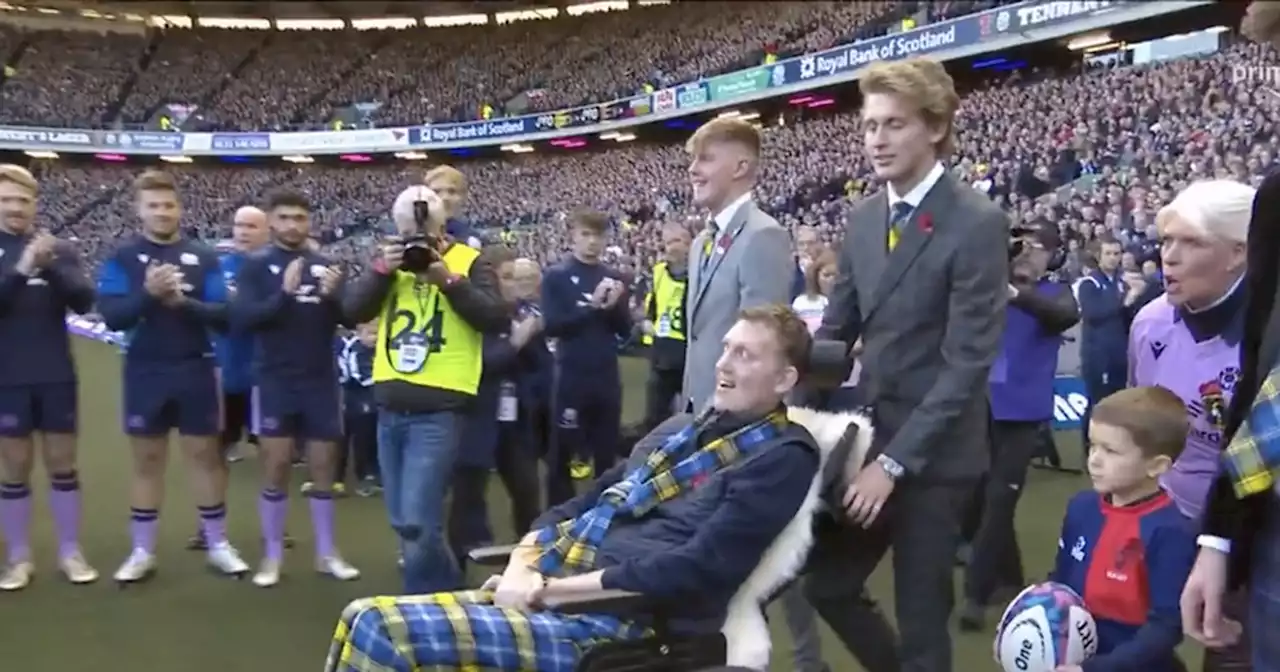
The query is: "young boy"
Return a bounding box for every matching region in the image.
[329,321,379,497]
[1050,386,1197,672]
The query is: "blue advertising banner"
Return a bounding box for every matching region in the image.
[1052,376,1090,431]
[102,131,184,151]
[211,133,271,151]
[675,82,710,109]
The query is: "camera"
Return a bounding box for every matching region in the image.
[1008,223,1036,262]
[401,200,441,272]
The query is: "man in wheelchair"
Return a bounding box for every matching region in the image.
[326,305,833,672]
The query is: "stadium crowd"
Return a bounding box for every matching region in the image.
[0,1,1012,131]
[1,1,1280,670]
[4,36,1271,291]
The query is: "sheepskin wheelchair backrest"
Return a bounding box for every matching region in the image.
[718,407,873,670]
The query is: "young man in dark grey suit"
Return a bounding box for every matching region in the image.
[808,58,1010,672]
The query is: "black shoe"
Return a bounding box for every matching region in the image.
[187,530,208,551]
[958,601,985,632]
[283,533,295,549]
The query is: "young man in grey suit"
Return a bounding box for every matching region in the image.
[678,116,830,671]
[808,58,1010,672]
[681,117,793,413]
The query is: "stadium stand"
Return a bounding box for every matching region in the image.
[10,33,1271,288]
[0,0,1261,292]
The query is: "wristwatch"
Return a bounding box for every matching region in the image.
[876,454,905,480]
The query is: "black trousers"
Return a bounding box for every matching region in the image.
[335,410,378,483]
[806,480,975,672]
[642,366,684,432]
[447,424,543,564]
[220,390,255,448]
[963,420,1042,604]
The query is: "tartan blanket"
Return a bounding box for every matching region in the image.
[325,590,650,672]
[1222,365,1280,497]
[533,409,787,576]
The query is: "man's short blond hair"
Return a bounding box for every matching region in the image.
[133,169,178,197]
[859,58,960,155]
[685,117,761,157]
[424,165,468,192]
[0,164,37,195]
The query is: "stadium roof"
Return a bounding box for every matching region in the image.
[18,0,570,20]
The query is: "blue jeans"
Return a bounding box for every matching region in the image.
[377,409,463,594]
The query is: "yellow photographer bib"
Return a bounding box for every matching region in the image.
[642,261,686,346]
[372,244,482,395]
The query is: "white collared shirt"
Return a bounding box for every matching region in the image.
[886,162,945,211]
[709,191,754,233]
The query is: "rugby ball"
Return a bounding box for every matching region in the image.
[994,582,1098,672]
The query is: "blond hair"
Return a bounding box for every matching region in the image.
[133,169,178,196]
[424,165,468,192]
[685,117,761,158]
[738,304,813,376]
[859,58,960,155]
[0,164,37,195]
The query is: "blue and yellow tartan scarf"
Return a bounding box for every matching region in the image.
[1222,365,1280,497]
[532,409,788,576]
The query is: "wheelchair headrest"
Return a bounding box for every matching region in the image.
[806,339,854,391]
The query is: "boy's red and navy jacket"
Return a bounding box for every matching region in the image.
[1050,490,1196,672]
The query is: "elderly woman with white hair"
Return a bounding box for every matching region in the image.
[1129,179,1255,671]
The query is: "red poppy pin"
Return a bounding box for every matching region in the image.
[716,232,734,252]
[918,213,934,235]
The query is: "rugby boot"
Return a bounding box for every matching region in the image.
[58,551,99,584]
[113,548,157,584]
[0,560,34,591]
[207,541,250,577]
[569,459,593,480]
[252,557,282,588]
[187,528,208,551]
[300,481,346,497]
[317,554,361,581]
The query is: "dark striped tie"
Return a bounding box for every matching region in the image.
[888,201,913,252]
[699,222,716,278]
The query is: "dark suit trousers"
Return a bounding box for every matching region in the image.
[963,420,1041,604]
[806,481,975,672]
[642,366,684,432]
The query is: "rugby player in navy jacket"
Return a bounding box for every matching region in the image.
[231,189,359,587]
[95,170,250,583]
[0,165,97,590]
[541,210,632,506]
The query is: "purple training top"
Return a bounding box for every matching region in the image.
[1129,294,1241,520]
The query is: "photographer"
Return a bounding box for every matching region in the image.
[959,224,1080,631]
[341,184,508,594]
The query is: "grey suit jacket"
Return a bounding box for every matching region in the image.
[682,201,793,412]
[817,172,1010,481]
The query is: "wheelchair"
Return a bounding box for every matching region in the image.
[466,340,866,672]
